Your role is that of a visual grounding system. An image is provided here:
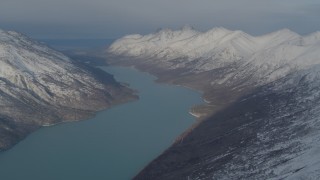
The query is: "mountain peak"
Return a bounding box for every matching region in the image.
[206,27,231,34]
[109,26,320,74]
[181,25,196,31]
[263,28,300,39]
[155,28,173,34]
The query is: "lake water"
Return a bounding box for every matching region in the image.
[0,66,202,180]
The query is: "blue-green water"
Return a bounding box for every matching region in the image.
[0,66,202,180]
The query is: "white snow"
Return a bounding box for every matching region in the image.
[109,27,320,85]
[0,29,106,108]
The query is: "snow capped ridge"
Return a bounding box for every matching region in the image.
[207,26,231,33]
[261,28,299,38]
[254,29,301,49]
[109,27,305,58]
[109,27,320,84]
[122,34,143,40]
[0,30,71,80]
[0,29,112,108]
[152,26,199,42]
[181,24,196,30]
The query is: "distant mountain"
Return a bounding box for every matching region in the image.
[0,29,136,151]
[108,27,320,179]
[109,26,320,85]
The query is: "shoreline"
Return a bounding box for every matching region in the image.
[106,63,211,119]
[0,63,205,180]
[41,96,138,128]
[0,96,138,152]
[188,111,201,118]
[0,64,138,152]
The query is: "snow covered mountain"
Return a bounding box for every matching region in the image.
[108,27,320,179]
[0,29,136,151]
[109,26,320,82]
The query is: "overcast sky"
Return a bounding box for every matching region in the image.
[1,0,320,39]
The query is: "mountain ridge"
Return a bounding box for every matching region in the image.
[0,29,137,151]
[107,27,320,179]
[108,27,320,94]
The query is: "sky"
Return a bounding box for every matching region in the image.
[1,0,320,39]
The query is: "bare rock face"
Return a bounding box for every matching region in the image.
[108,27,320,179]
[0,29,137,151]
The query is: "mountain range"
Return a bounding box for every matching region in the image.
[108,26,320,179]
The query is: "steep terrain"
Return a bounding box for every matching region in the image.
[0,29,137,151]
[107,26,320,179]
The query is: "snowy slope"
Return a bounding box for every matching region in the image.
[109,27,320,85]
[0,29,135,151]
[0,30,106,109]
[109,27,320,180]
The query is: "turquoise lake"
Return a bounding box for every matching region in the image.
[0,66,202,180]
